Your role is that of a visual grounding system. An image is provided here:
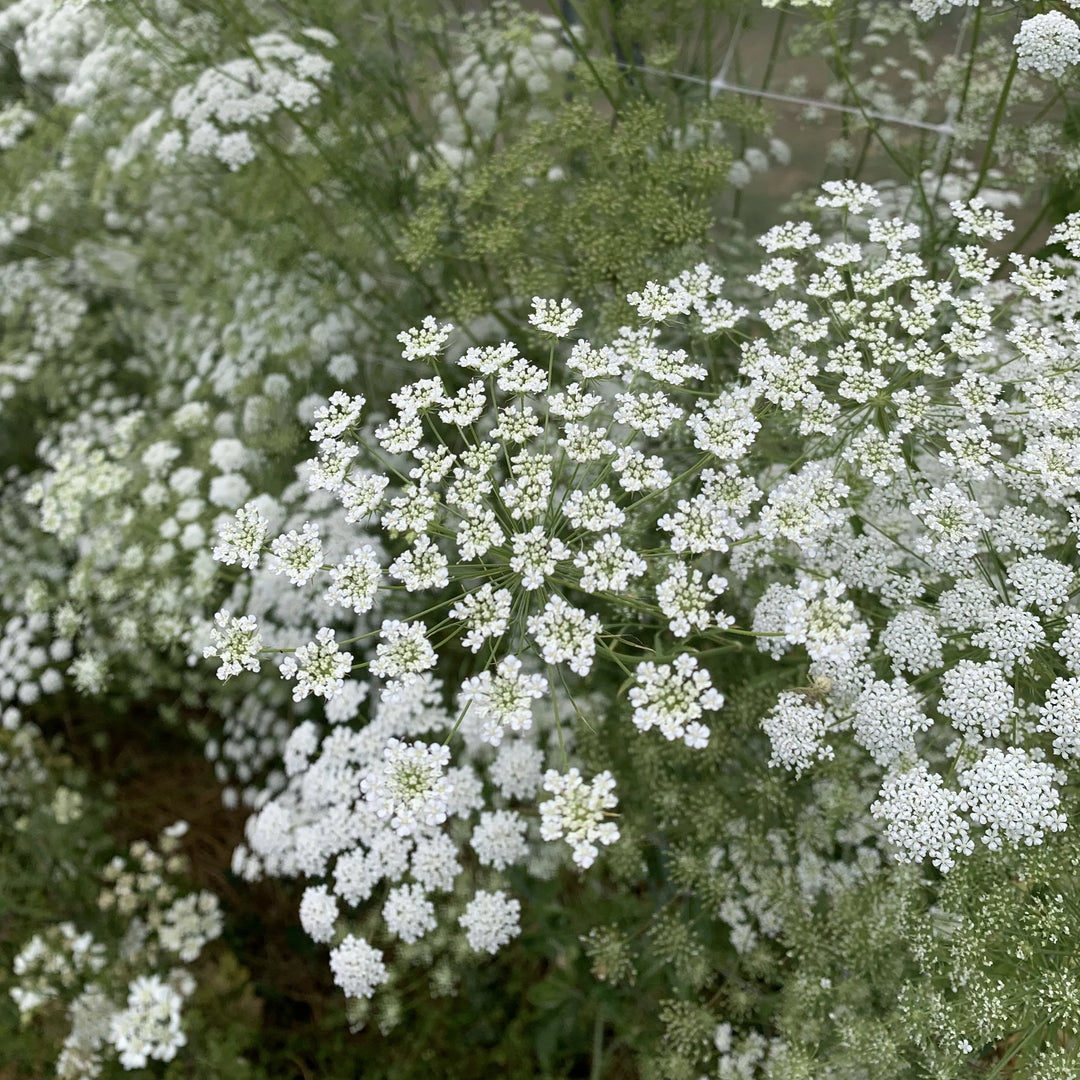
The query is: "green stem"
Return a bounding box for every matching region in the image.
[967,52,1017,201]
[932,3,981,210]
[761,8,787,94]
[590,1010,605,1080]
[545,0,620,113]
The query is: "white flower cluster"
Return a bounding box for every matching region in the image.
[459,889,522,953]
[629,654,722,748]
[205,178,1080,1031]
[1014,12,1080,79]
[109,974,188,1069]
[11,923,106,1016]
[871,764,972,873]
[11,819,222,1078]
[329,935,388,1000]
[762,689,835,774]
[957,748,1067,850]
[539,768,620,869]
[361,738,454,837]
[146,29,337,171]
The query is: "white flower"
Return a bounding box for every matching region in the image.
[326,546,382,613]
[375,414,423,453]
[279,627,353,702]
[762,690,834,774]
[841,428,905,487]
[212,502,268,568]
[948,197,1013,241]
[1039,677,1080,760]
[392,377,446,416]
[500,452,553,519]
[410,832,461,893]
[747,257,797,291]
[370,620,437,683]
[459,889,522,953]
[1007,555,1074,614]
[781,577,871,668]
[939,660,1013,740]
[447,465,494,517]
[311,390,366,441]
[388,535,449,592]
[611,447,670,492]
[656,562,728,638]
[456,509,505,560]
[852,679,931,766]
[332,851,379,906]
[969,606,1046,675]
[397,316,453,361]
[158,891,222,962]
[509,526,570,590]
[491,740,545,801]
[491,405,543,444]
[686,389,761,459]
[410,445,456,486]
[614,391,684,437]
[268,522,323,586]
[329,935,388,999]
[548,382,603,420]
[361,738,453,836]
[450,584,513,653]
[911,483,991,565]
[658,494,739,555]
[460,657,548,746]
[526,595,603,676]
[626,281,691,322]
[470,810,529,870]
[881,608,943,676]
[203,610,262,679]
[563,485,625,533]
[557,422,615,463]
[497,357,549,395]
[868,217,920,252]
[458,342,519,374]
[308,438,360,492]
[758,461,849,550]
[568,339,621,379]
[573,532,646,594]
[438,380,486,426]
[871,763,972,872]
[528,296,582,337]
[815,180,881,214]
[1054,613,1080,672]
[540,767,619,868]
[339,471,390,522]
[108,975,186,1069]
[1014,11,1080,79]
[629,654,723,748]
[300,884,339,944]
[957,747,1067,850]
[383,883,436,944]
[758,220,821,253]
[1048,211,1080,258]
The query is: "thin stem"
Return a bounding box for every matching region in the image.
[932,4,982,210]
[545,0,620,113]
[590,1010,606,1080]
[967,52,1017,201]
[760,8,787,94]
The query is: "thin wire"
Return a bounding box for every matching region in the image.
[631,63,955,136]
